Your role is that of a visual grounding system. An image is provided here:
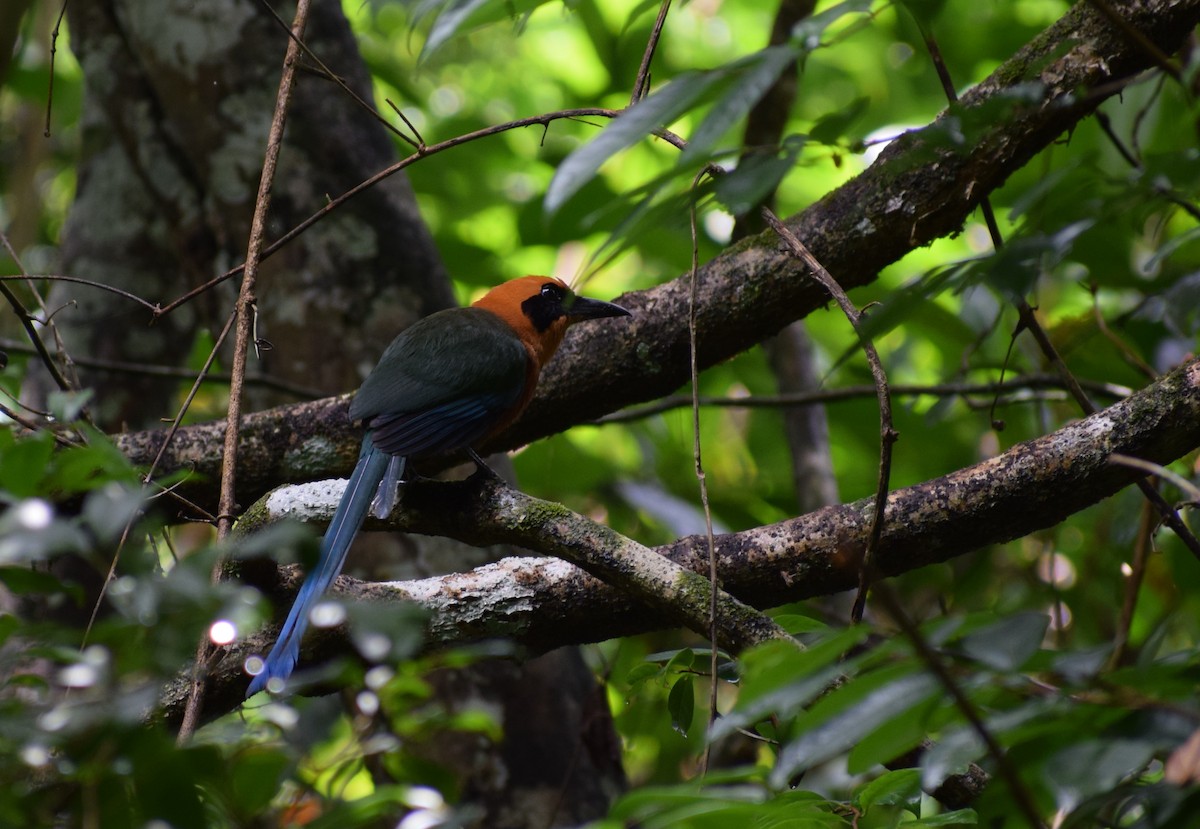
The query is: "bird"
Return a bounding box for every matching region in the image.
[246,276,631,695]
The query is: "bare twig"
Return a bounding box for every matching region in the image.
[256,0,419,150]
[596,376,1131,424]
[761,208,897,623]
[1109,453,1200,502]
[871,582,1048,829]
[1088,285,1157,380]
[0,337,325,398]
[154,109,685,318]
[1108,500,1155,670]
[0,273,161,314]
[0,230,79,401]
[44,0,68,136]
[178,0,312,743]
[912,11,1200,563]
[687,171,722,776]
[631,0,672,105]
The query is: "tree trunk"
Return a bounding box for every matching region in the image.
[52,2,623,823]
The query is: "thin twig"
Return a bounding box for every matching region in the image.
[1087,284,1156,380]
[914,12,1200,562]
[0,273,161,313]
[1108,500,1155,670]
[687,170,721,776]
[0,401,79,445]
[385,99,426,149]
[146,312,236,485]
[154,108,685,318]
[595,375,1131,424]
[0,230,78,399]
[1109,454,1200,502]
[256,0,419,150]
[1094,111,1141,168]
[44,1,69,137]
[178,0,312,743]
[79,308,235,658]
[631,0,672,105]
[760,208,897,623]
[871,582,1048,829]
[0,337,325,398]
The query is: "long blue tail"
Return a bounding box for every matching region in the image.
[247,438,391,695]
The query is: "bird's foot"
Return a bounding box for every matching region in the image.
[466,449,503,481]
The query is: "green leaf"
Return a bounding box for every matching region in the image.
[771,612,828,635]
[612,785,837,829]
[845,261,967,364]
[228,748,290,815]
[1046,738,1157,812]
[958,611,1048,672]
[0,612,19,647]
[710,628,872,743]
[770,669,941,787]
[664,647,697,674]
[626,661,664,686]
[545,68,726,213]
[419,0,560,61]
[0,566,66,595]
[980,219,1094,299]
[909,808,979,826]
[680,46,798,165]
[790,0,876,50]
[846,689,942,774]
[46,388,93,423]
[809,96,870,146]
[714,140,804,216]
[0,432,55,497]
[854,768,921,812]
[921,701,1055,791]
[668,674,695,737]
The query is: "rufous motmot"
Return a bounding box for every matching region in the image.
[246,276,631,695]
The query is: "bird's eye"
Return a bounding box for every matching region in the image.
[540,284,562,300]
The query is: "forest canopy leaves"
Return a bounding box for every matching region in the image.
[2,0,1199,827]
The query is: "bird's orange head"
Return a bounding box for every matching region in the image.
[473,275,631,368]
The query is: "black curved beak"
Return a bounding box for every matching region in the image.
[567,294,632,322]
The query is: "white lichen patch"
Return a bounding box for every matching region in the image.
[209,92,273,205]
[123,0,256,77]
[265,479,346,520]
[1072,412,1117,447]
[392,557,577,609]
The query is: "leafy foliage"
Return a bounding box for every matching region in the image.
[2,0,1199,826]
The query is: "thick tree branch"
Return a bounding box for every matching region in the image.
[169,358,1200,724]
[248,475,792,654]
[116,0,1199,513]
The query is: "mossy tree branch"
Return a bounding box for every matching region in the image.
[167,358,1200,725]
[116,0,1200,514]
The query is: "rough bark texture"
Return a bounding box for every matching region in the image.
[44,0,453,429]
[169,358,1200,724]
[115,0,1200,514]
[54,3,622,824]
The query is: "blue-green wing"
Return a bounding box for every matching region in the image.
[348,308,528,458]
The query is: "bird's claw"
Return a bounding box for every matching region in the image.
[467,449,503,481]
